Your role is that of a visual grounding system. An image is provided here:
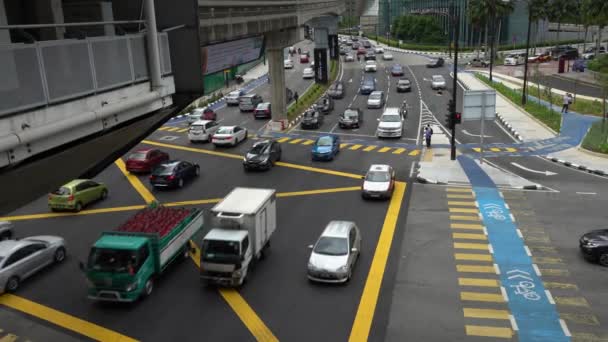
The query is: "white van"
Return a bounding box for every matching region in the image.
[188,120,220,143]
[504,53,526,66]
[376,107,404,138]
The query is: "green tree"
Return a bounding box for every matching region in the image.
[391,15,446,44]
[547,0,579,45]
[586,0,608,54]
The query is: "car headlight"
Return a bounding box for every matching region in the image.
[586,242,598,247]
[243,157,247,162]
[338,265,348,273]
[125,281,139,292]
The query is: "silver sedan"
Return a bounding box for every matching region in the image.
[0,236,66,293]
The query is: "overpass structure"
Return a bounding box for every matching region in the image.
[0,0,344,213]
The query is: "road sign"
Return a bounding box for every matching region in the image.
[462,90,496,121]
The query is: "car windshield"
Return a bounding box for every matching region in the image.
[190,124,204,131]
[52,186,71,196]
[153,163,177,175]
[399,80,410,85]
[432,76,444,82]
[304,111,317,118]
[382,115,401,122]
[317,137,333,146]
[216,127,233,135]
[343,110,358,118]
[366,171,390,182]
[228,91,240,97]
[87,248,137,273]
[314,237,348,256]
[201,240,241,263]
[366,61,375,65]
[128,152,147,160]
[257,104,269,110]
[250,144,268,154]
[370,93,382,99]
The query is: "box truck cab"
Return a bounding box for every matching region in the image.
[200,188,276,287]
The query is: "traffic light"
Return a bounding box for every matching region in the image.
[445,112,454,129]
[445,100,456,129]
[447,99,455,115]
[454,112,462,124]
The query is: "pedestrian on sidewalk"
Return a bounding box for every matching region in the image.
[424,124,433,148]
[294,91,299,104]
[562,93,572,113]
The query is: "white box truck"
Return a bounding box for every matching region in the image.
[200,187,276,286]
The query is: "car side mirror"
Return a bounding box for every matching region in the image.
[308,245,314,249]
[351,248,358,253]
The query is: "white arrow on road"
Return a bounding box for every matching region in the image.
[349,78,353,83]
[511,162,558,176]
[462,129,493,138]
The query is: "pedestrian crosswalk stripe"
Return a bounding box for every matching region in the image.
[532,256,563,265]
[449,208,479,214]
[473,147,481,152]
[490,147,501,152]
[453,233,487,240]
[457,265,496,273]
[543,282,578,290]
[446,187,473,193]
[340,143,349,149]
[451,215,481,221]
[455,253,493,261]
[392,148,406,154]
[461,291,505,303]
[538,268,569,277]
[289,138,303,144]
[447,193,475,199]
[350,144,363,150]
[458,278,499,287]
[177,128,189,133]
[277,137,290,143]
[409,150,420,156]
[363,145,377,151]
[378,147,391,153]
[451,223,485,230]
[302,139,315,145]
[447,201,477,207]
[560,313,600,326]
[554,296,590,308]
[465,325,513,338]
[454,242,490,251]
[463,308,510,319]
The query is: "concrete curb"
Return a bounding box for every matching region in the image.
[495,112,524,141]
[545,155,608,177]
[514,184,544,190]
[416,175,448,185]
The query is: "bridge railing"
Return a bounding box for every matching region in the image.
[0,32,171,117]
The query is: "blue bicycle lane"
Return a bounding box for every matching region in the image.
[459,155,570,341]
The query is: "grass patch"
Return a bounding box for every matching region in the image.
[582,121,608,154]
[286,60,339,121]
[475,73,562,132]
[527,82,605,116]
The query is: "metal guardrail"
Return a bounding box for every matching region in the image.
[0,32,171,117]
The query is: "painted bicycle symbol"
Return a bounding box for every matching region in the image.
[482,203,506,221]
[507,270,541,301]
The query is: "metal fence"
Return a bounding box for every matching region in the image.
[0,33,171,117]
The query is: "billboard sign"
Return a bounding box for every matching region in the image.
[201,36,264,75]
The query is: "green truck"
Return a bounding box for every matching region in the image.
[80,205,203,302]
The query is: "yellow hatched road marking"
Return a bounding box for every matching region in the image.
[289,138,303,144]
[115,159,156,204]
[457,265,496,273]
[277,137,290,143]
[560,313,600,326]
[446,187,472,192]
[461,291,505,303]
[455,253,493,261]
[450,215,481,221]
[449,208,479,214]
[453,233,487,240]
[349,182,407,342]
[539,268,570,277]
[543,282,578,290]
[532,256,563,264]
[505,147,517,152]
[473,147,481,152]
[166,127,181,132]
[340,143,349,148]
[454,242,490,251]
[157,126,171,131]
[465,325,513,338]
[408,150,420,156]
[463,308,510,319]
[490,147,501,152]
[378,147,391,153]
[459,278,499,287]
[0,334,17,342]
[363,145,377,152]
[177,128,189,133]
[0,294,138,341]
[392,148,406,154]
[447,201,477,207]
[350,144,363,150]
[447,193,475,199]
[451,223,485,230]
[302,139,315,145]
[555,296,590,308]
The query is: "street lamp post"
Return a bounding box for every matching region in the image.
[450,3,460,161]
[521,3,533,105]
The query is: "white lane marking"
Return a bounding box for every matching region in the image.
[533,264,541,276]
[510,213,516,222]
[545,290,555,304]
[349,78,353,83]
[488,244,494,254]
[501,286,509,302]
[409,162,415,178]
[483,227,488,236]
[462,129,493,138]
[524,245,532,256]
[560,319,571,337]
[516,229,523,238]
[404,63,423,146]
[509,315,519,331]
[329,123,339,133]
[576,192,597,195]
[289,129,376,138]
[510,162,558,176]
[239,118,251,126]
[494,263,500,275]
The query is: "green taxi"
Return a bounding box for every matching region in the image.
[48,179,108,212]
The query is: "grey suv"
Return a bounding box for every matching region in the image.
[239,94,263,112]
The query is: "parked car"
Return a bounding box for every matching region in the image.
[212,126,248,146]
[367,91,385,109]
[345,54,355,62]
[361,164,395,199]
[528,52,551,63]
[390,64,404,76]
[48,179,108,212]
[374,46,384,54]
[243,140,282,171]
[126,148,169,173]
[187,107,216,123]
[504,53,526,66]
[580,229,608,266]
[225,89,246,106]
[364,61,377,72]
[303,67,315,79]
[339,108,363,129]
[0,236,66,292]
[149,160,199,188]
[188,119,220,143]
[284,59,294,69]
[396,78,412,92]
[382,52,394,61]
[239,94,263,112]
[551,46,579,60]
[469,58,490,67]
[315,96,334,114]
[311,135,340,161]
[300,54,310,63]
[364,52,376,61]
[328,81,345,99]
[307,221,361,283]
[431,75,447,90]
[376,107,404,138]
[360,76,376,95]
[253,102,272,119]
[426,57,444,68]
[0,222,13,241]
[301,108,324,129]
[573,59,586,72]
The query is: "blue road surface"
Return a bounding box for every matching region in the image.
[459,155,569,342]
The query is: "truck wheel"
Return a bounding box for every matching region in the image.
[143,279,154,297]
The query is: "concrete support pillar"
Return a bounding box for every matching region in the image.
[313,27,329,84]
[327,25,339,60]
[144,0,162,89]
[265,29,298,124]
[0,0,9,43]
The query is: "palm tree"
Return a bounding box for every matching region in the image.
[522,0,549,105]
[587,0,608,54]
[468,0,488,58]
[581,0,595,53]
[548,0,578,45]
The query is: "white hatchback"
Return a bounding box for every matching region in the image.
[361,164,395,199]
[364,61,377,72]
[284,59,294,69]
[303,67,315,79]
[307,221,361,283]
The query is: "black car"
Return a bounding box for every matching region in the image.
[328,81,345,99]
[301,108,324,129]
[426,57,444,68]
[396,78,412,92]
[559,48,579,60]
[149,160,200,188]
[339,108,363,129]
[315,96,334,114]
[364,52,376,61]
[580,229,608,266]
[243,140,282,171]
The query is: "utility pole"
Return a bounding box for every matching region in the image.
[522,6,532,105]
[488,2,495,82]
[451,3,459,161]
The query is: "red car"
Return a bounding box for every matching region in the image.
[357,47,367,55]
[300,54,309,63]
[125,148,169,173]
[528,52,551,63]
